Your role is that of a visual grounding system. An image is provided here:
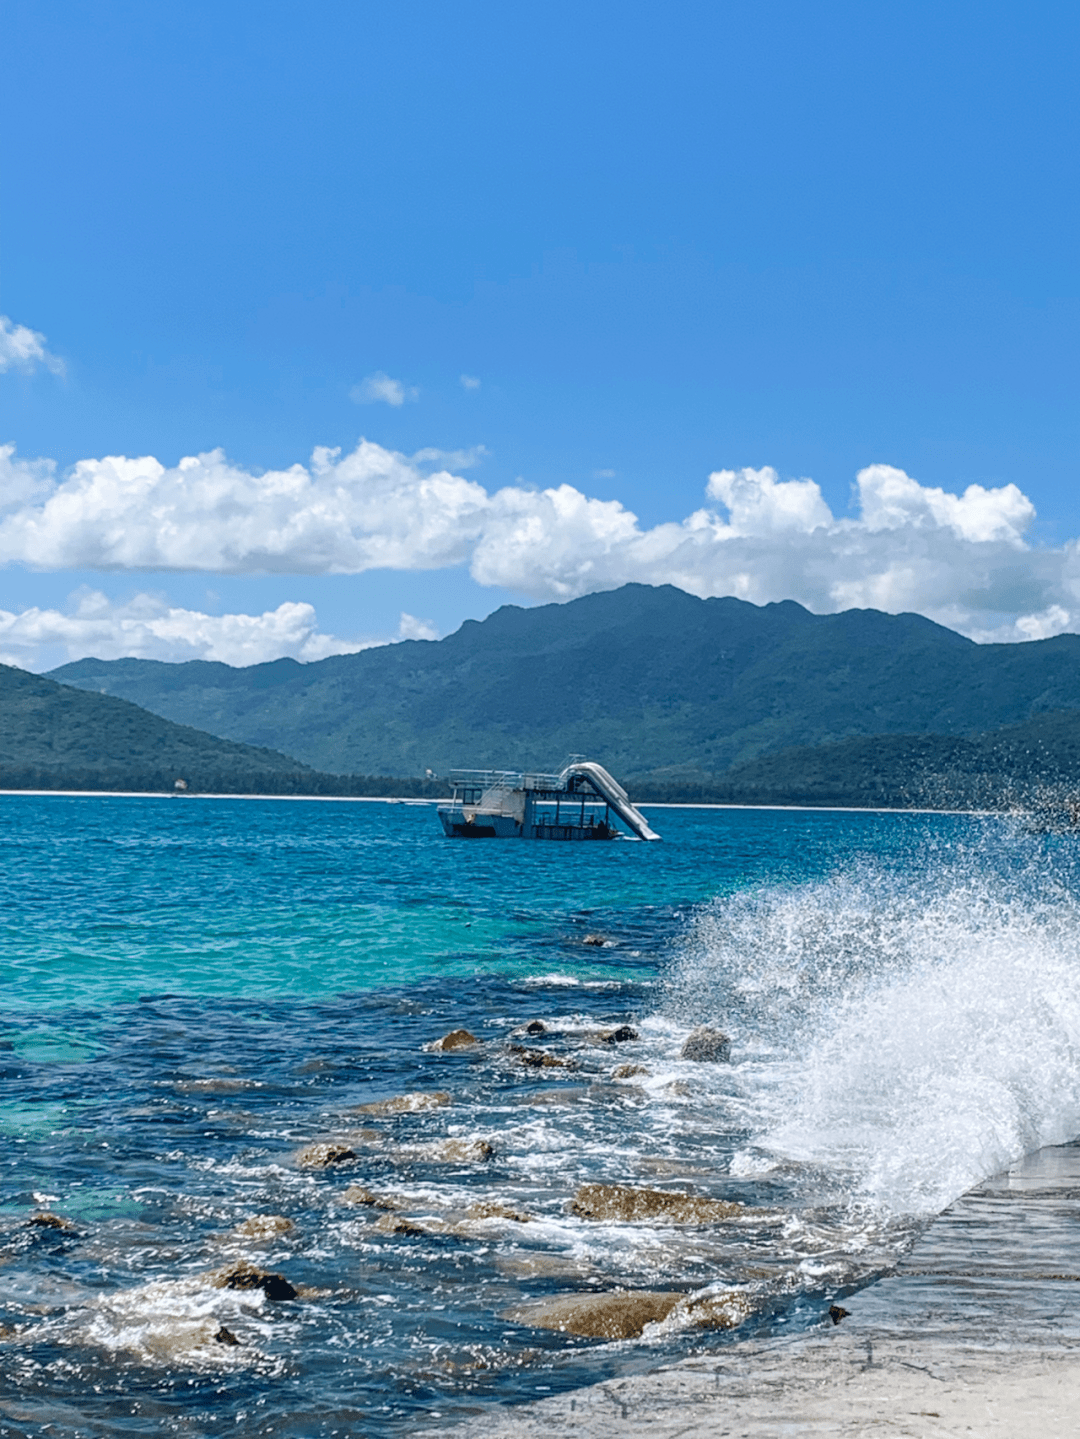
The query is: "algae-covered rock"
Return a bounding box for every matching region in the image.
[569,1183,742,1224]
[353,1091,451,1115]
[504,1290,681,1339]
[680,1026,731,1062]
[212,1261,297,1301]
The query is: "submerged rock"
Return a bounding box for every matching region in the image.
[296,1142,357,1169]
[28,1212,76,1232]
[508,1044,572,1069]
[341,1184,406,1211]
[596,1026,638,1045]
[569,1183,742,1224]
[511,1019,548,1037]
[680,1026,731,1062]
[353,1091,451,1115]
[431,1029,479,1052]
[505,1290,682,1339]
[212,1262,297,1301]
[374,1213,432,1237]
[679,1289,757,1330]
[466,1200,533,1223]
[406,1137,495,1164]
[233,1214,294,1239]
[582,933,608,947]
[612,1063,650,1080]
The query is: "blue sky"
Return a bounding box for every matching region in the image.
[2,0,1078,668]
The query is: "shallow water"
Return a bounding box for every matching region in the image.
[2,795,1079,1435]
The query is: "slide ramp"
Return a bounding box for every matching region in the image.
[559,761,661,841]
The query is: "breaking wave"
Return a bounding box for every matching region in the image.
[663,821,1080,1215]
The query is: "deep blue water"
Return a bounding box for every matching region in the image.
[3,795,1080,1436]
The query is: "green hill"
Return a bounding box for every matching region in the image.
[49,584,1080,781]
[0,664,444,796]
[633,708,1080,810]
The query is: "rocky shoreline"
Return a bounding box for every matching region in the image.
[424,1138,1080,1437]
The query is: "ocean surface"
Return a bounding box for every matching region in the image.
[3,794,1080,1436]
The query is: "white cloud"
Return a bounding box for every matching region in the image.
[0,592,361,668]
[3,439,1080,644]
[0,591,443,669]
[397,612,438,641]
[349,371,418,406]
[459,374,481,390]
[0,316,65,377]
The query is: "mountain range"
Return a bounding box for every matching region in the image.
[48,584,1080,786]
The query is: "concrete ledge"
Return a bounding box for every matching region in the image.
[431,1141,1080,1438]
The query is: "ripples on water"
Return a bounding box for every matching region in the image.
[2,796,1080,1435]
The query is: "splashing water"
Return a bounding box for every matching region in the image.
[663,822,1080,1216]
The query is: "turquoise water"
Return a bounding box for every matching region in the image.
[3,795,1080,1436]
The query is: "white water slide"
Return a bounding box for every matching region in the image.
[559,761,662,842]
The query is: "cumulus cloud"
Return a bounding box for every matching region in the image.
[0,591,438,669]
[2,438,1079,643]
[350,371,418,406]
[459,374,481,390]
[0,316,65,376]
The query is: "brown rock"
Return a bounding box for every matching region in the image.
[432,1029,479,1051]
[680,1026,731,1062]
[213,1325,241,1346]
[466,1200,533,1223]
[829,1304,851,1325]
[296,1142,357,1169]
[353,1091,450,1115]
[612,1063,649,1079]
[233,1214,294,1239]
[569,1183,743,1224]
[505,1290,681,1339]
[212,1261,297,1301]
[341,1185,405,1211]
[374,1213,432,1237]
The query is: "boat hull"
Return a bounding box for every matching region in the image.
[437,806,615,840]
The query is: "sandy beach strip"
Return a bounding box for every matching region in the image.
[428,1140,1080,1438]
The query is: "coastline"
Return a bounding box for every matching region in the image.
[427,1139,1080,1437]
[0,789,985,815]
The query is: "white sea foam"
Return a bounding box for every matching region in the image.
[664,831,1080,1217]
